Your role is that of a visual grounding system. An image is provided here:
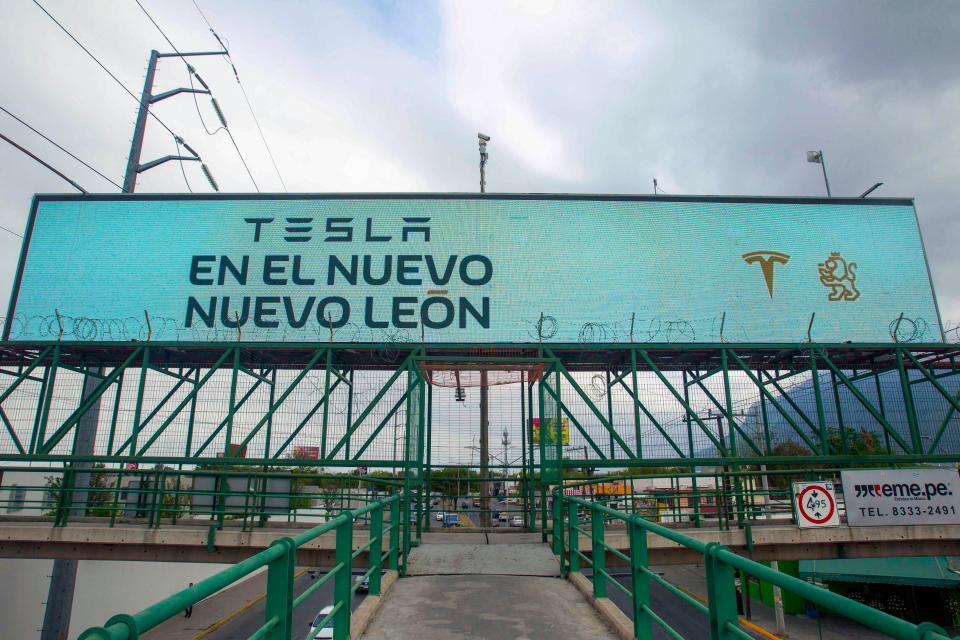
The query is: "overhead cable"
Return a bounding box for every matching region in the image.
[0,104,122,189]
[136,0,260,191]
[192,0,288,191]
[0,131,88,193]
[31,0,179,139]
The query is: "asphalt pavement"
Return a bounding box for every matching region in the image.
[432,497,523,528]
[583,570,763,640]
[206,569,367,640]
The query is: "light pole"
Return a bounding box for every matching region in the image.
[806,150,831,197]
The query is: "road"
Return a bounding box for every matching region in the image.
[591,572,763,640]
[432,496,523,528]
[207,569,367,640]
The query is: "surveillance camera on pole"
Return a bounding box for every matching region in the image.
[478,133,490,193]
[806,149,831,197]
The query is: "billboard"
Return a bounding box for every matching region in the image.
[841,469,960,526]
[532,417,571,445]
[4,194,943,343]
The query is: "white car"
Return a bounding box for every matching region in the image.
[510,517,523,527]
[306,605,334,639]
[435,511,444,521]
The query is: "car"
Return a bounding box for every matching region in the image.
[356,574,370,593]
[305,605,334,639]
[510,517,523,527]
[498,513,508,522]
[443,513,460,527]
[435,511,444,521]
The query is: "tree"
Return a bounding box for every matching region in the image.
[45,464,115,518]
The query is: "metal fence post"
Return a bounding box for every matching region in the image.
[591,503,606,598]
[629,516,653,640]
[369,502,384,595]
[334,512,354,640]
[568,499,579,573]
[264,537,295,640]
[552,491,563,557]
[705,543,738,640]
[389,497,400,571]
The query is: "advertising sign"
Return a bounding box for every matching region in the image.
[291,445,320,460]
[841,469,960,526]
[792,481,840,528]
[532,417,570,445]
[5,194,942,343]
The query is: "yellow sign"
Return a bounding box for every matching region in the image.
[533,417,570,445]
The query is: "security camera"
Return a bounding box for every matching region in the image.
[478,133,491,142]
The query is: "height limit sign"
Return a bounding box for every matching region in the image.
[793,482,840,528]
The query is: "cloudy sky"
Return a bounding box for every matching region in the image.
[1,0,958,335]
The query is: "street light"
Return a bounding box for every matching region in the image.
[806,150,831,197]
[859,182,883,198]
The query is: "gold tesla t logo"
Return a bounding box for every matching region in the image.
[742,251,790,297]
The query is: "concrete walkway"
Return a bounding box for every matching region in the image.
[362,533,617,640]
[361,575,618,640]
[406,542,560,576]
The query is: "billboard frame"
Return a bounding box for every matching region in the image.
[4,192,944,342]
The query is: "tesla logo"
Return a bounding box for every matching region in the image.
[742,251,790,297]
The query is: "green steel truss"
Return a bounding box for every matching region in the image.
[0,341,958,471]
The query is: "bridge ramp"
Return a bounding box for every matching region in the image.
[361,533,618,640]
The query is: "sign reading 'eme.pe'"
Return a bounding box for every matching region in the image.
[3,195,943,343]
[841,469,960,527]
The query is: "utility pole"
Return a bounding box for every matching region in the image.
[501,429,510,495]
[123,50,159,192]
[479,373,490,527]
[123,49,226,193]
[41,46,227,640]
[477,133,491,527]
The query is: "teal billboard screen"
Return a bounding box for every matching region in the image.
[3,194,943,343]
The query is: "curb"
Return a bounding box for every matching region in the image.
[350,569,399,640]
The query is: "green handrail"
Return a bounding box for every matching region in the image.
[78,493,402,640]
[557,492,958,640]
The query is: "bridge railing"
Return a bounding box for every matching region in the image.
[78,491,401,640]
[0,464,403,530]
[553,491,958,640]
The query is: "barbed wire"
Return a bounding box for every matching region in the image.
[0,313,952,344]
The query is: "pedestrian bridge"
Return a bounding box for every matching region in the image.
[6,517,960,566]
[73,492,960,640]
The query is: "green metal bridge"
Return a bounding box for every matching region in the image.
[1,339,959,638]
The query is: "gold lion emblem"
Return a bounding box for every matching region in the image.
[818,252,860,301]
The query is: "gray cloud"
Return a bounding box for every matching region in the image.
[0,0,958,327]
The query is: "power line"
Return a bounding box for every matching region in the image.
[225,127,259,191]
[136,0,260,191]
[31,0,179,139]
[0,104,122,190]
[0,130,87,193]
[192,0,287,191]
[173,135,194,192]
[0,224,23,239]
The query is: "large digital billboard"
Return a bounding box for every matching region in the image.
[3,194,943,343]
